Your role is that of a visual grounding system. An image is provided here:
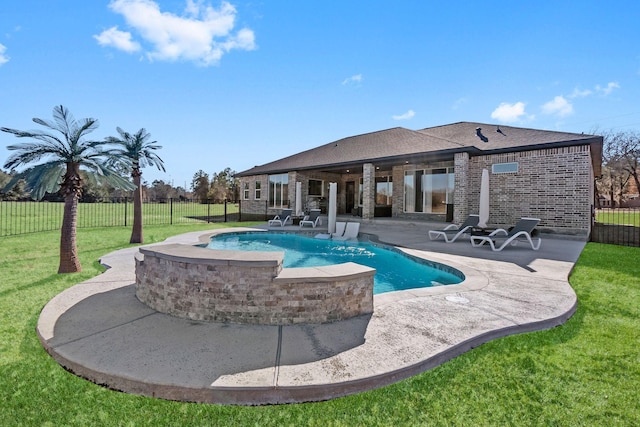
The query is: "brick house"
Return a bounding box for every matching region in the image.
[236,122,603,236]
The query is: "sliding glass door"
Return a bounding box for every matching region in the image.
[404,167,454,213]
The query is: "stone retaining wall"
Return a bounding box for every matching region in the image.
[135,244,375,325]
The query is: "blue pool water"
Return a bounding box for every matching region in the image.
[206,232,463,294]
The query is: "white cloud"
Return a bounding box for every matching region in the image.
[596,81,620,96]
[94,26,141,53]
[0,43,9,65]
[542,95,573,117]
[392,110,415,120]
[342,74,362,86]
[490,102,528,123]
[569,87,592,98]
[96,0,255,66]
[451,97,468,110]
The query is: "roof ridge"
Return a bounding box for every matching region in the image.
[415,127,467,147]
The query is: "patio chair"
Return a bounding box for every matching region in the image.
[470,217,542,251]
[333,222,360,241]
[299,209,322,228]
[268,209,292,227]
[331,221,347,238]
[428,214,480,243]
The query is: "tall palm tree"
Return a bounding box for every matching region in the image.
[1,105,134,273]
[105,127,165,244]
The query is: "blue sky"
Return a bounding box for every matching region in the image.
[1,1,639,189]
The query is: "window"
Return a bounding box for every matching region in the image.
[492,162,518,174]
[375,176,393,206]
[243,182,249,200]
[269,173,289,209]
[308,179,323,197]
[404,167,454,213]
[254,181,261,199]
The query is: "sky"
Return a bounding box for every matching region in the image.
[1,1,640,190]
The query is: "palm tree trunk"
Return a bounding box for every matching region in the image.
[130,172,143,244]
[58,180,82,274]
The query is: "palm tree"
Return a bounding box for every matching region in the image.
[1,105,134,273]
[105,127,165,244]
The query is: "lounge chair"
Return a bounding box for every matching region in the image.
[268,209,292,227]
[299,209,322,228]
[470,217,542,251]
[331,221,347,238]
[333,222,360,240]
[428,214,480,243]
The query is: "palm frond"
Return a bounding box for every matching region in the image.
[2,127,71,157]
[5,162,65,200]
[104,127,166,173]
[91,162,136,191]
[51,105,76,139]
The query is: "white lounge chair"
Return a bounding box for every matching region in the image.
[268,209,292,227]
[331,221,347,238]
[299,209,322,228]
[470,217,542,251]
[428,214,480,243]
[333,222,360,240]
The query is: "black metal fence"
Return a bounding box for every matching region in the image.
[0,198,241,237]
[591,208,640,247]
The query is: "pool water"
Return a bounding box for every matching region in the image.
[207,232,463,294]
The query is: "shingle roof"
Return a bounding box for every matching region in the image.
[237,122,602,177]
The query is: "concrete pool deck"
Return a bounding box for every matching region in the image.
[37,220,584,405]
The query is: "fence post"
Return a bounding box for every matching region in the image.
[224,199,228,222]
[170,198,173,225]
[207,199,211,223]
[124,197,128,227]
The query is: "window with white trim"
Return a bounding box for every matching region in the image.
[492,162,519,174]
[254,181,261,199]
[269,174,289,208]
[243,182,249,200]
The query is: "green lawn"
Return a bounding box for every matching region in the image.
[1,225,639,426]
[595,208,640,226]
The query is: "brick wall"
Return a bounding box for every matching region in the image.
[239,174,269,219]
[135,244,375,325]
[467,145,593,234]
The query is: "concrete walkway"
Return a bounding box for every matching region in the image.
[37,220,584,405]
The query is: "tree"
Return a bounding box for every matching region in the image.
[105,127,165,244]
[210,167,236,203]
[149,179,176,200]
[0,170,28,200]
[611,131,640,200]
[191,170,210,203]
[597,130,640,207]
[1,105,134,273]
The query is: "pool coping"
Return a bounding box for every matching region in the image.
[36,226,580,405]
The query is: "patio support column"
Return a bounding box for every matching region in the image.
[454,152,469,224]
[288,172,298,210]
[362,163,375,220]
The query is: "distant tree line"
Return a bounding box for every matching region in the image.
[0,168,242,203]
[190,167,239,203]
[596,130,640,208]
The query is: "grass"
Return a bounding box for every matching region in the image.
[1,225,639,426]
[596,208,640,226]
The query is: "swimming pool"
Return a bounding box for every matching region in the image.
[207,232,463,294]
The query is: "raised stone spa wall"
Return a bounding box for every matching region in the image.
[135,243,375,325]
